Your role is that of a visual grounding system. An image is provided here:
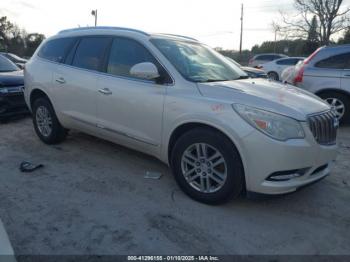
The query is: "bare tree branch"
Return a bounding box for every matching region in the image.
[280,0,350,44]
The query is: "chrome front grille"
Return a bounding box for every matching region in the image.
[307,111,338,145]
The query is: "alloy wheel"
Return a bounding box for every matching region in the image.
[36,105,53,137]
[325,98,345,120]
[181,143,228,193]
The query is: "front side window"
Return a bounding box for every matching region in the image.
[315,53,350,69]
[150,38,246,82]
[107,38,157,78]
[72,37,111,71]
[38,38,76,63]
[0,55,20,72]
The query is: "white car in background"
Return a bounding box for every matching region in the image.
[260,57,305,81]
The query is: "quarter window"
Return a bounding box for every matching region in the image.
[38,38,76,63]
[72,37,111,71]
[276,58,301,65]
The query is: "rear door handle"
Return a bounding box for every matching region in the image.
[55,77,66,84]
[98,88,112,95]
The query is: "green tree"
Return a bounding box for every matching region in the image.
[0,16,45,56]
[25,33,45,56]
[305,16,320,54]
[0,16,14,51]
[307,16,319,43]
[338,27,350,44]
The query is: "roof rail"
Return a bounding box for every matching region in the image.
[58,26,149,36]
[158,33,198,41]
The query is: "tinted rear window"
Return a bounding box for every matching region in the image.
[72,37,111,71]
[315,53,350,69]
[256,55,277,61]
[277,58,301,65]
[38,38,76,63]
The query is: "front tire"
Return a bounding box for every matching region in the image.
[268,71,279,81]
[32,97,67,144]
[171,128,244,205]
[319,92,350,124]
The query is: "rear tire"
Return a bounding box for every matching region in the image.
[319,92,350,125]
[268,72,279,81]
[170,128,244,205]
[32,97,67,144]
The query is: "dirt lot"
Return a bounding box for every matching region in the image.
[0,117,349,255]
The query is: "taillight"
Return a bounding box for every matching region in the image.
[294,65,305,84]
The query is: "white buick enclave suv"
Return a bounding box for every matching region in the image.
[24,27,338,204]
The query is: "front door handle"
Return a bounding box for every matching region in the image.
[344,74,350,77]
[55,77,66,84]
[98,88,112,95]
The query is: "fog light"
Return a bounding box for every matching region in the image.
[267,168,309,182]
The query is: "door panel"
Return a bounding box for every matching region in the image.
[51,36,112,129]
[96,37,167,148]
[97,75,165,146]
[341,69,350,93]
[52,65,98,127]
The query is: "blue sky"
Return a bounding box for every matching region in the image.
[1,0,349,50]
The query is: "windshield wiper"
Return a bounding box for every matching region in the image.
[201,79,230,83]
[236,75,249,80]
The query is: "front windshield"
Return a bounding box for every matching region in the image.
[151,38,247,83]
[0,55,20,72]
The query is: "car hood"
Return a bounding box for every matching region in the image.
[0,70,24,87]
[197,78,330,121]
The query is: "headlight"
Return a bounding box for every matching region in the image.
[233,104,305,141]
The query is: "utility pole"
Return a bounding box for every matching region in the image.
[91,9,98,26]
[272,22,280,53]
[239,4,244,58]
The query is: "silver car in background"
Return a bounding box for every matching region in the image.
[287,45,350,124]
[248,53,288,68]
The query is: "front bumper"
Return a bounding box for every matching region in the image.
[0,91,28,119]
[241,122,337,195]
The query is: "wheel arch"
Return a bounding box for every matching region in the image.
[267,71,279,78]
[29,89,51,110]
[168,122,244,167]
[315,88,350,98]
[167,121,247,192]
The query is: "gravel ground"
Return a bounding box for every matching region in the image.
[0,117,349,255]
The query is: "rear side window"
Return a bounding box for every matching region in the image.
[277,58,300,65]
[315,53,350,69]
[38,38,76,63]
[72,37,111,71]
[107,37,171,82]
[256,55,275,61]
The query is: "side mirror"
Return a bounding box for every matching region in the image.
[130,62,160,81]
